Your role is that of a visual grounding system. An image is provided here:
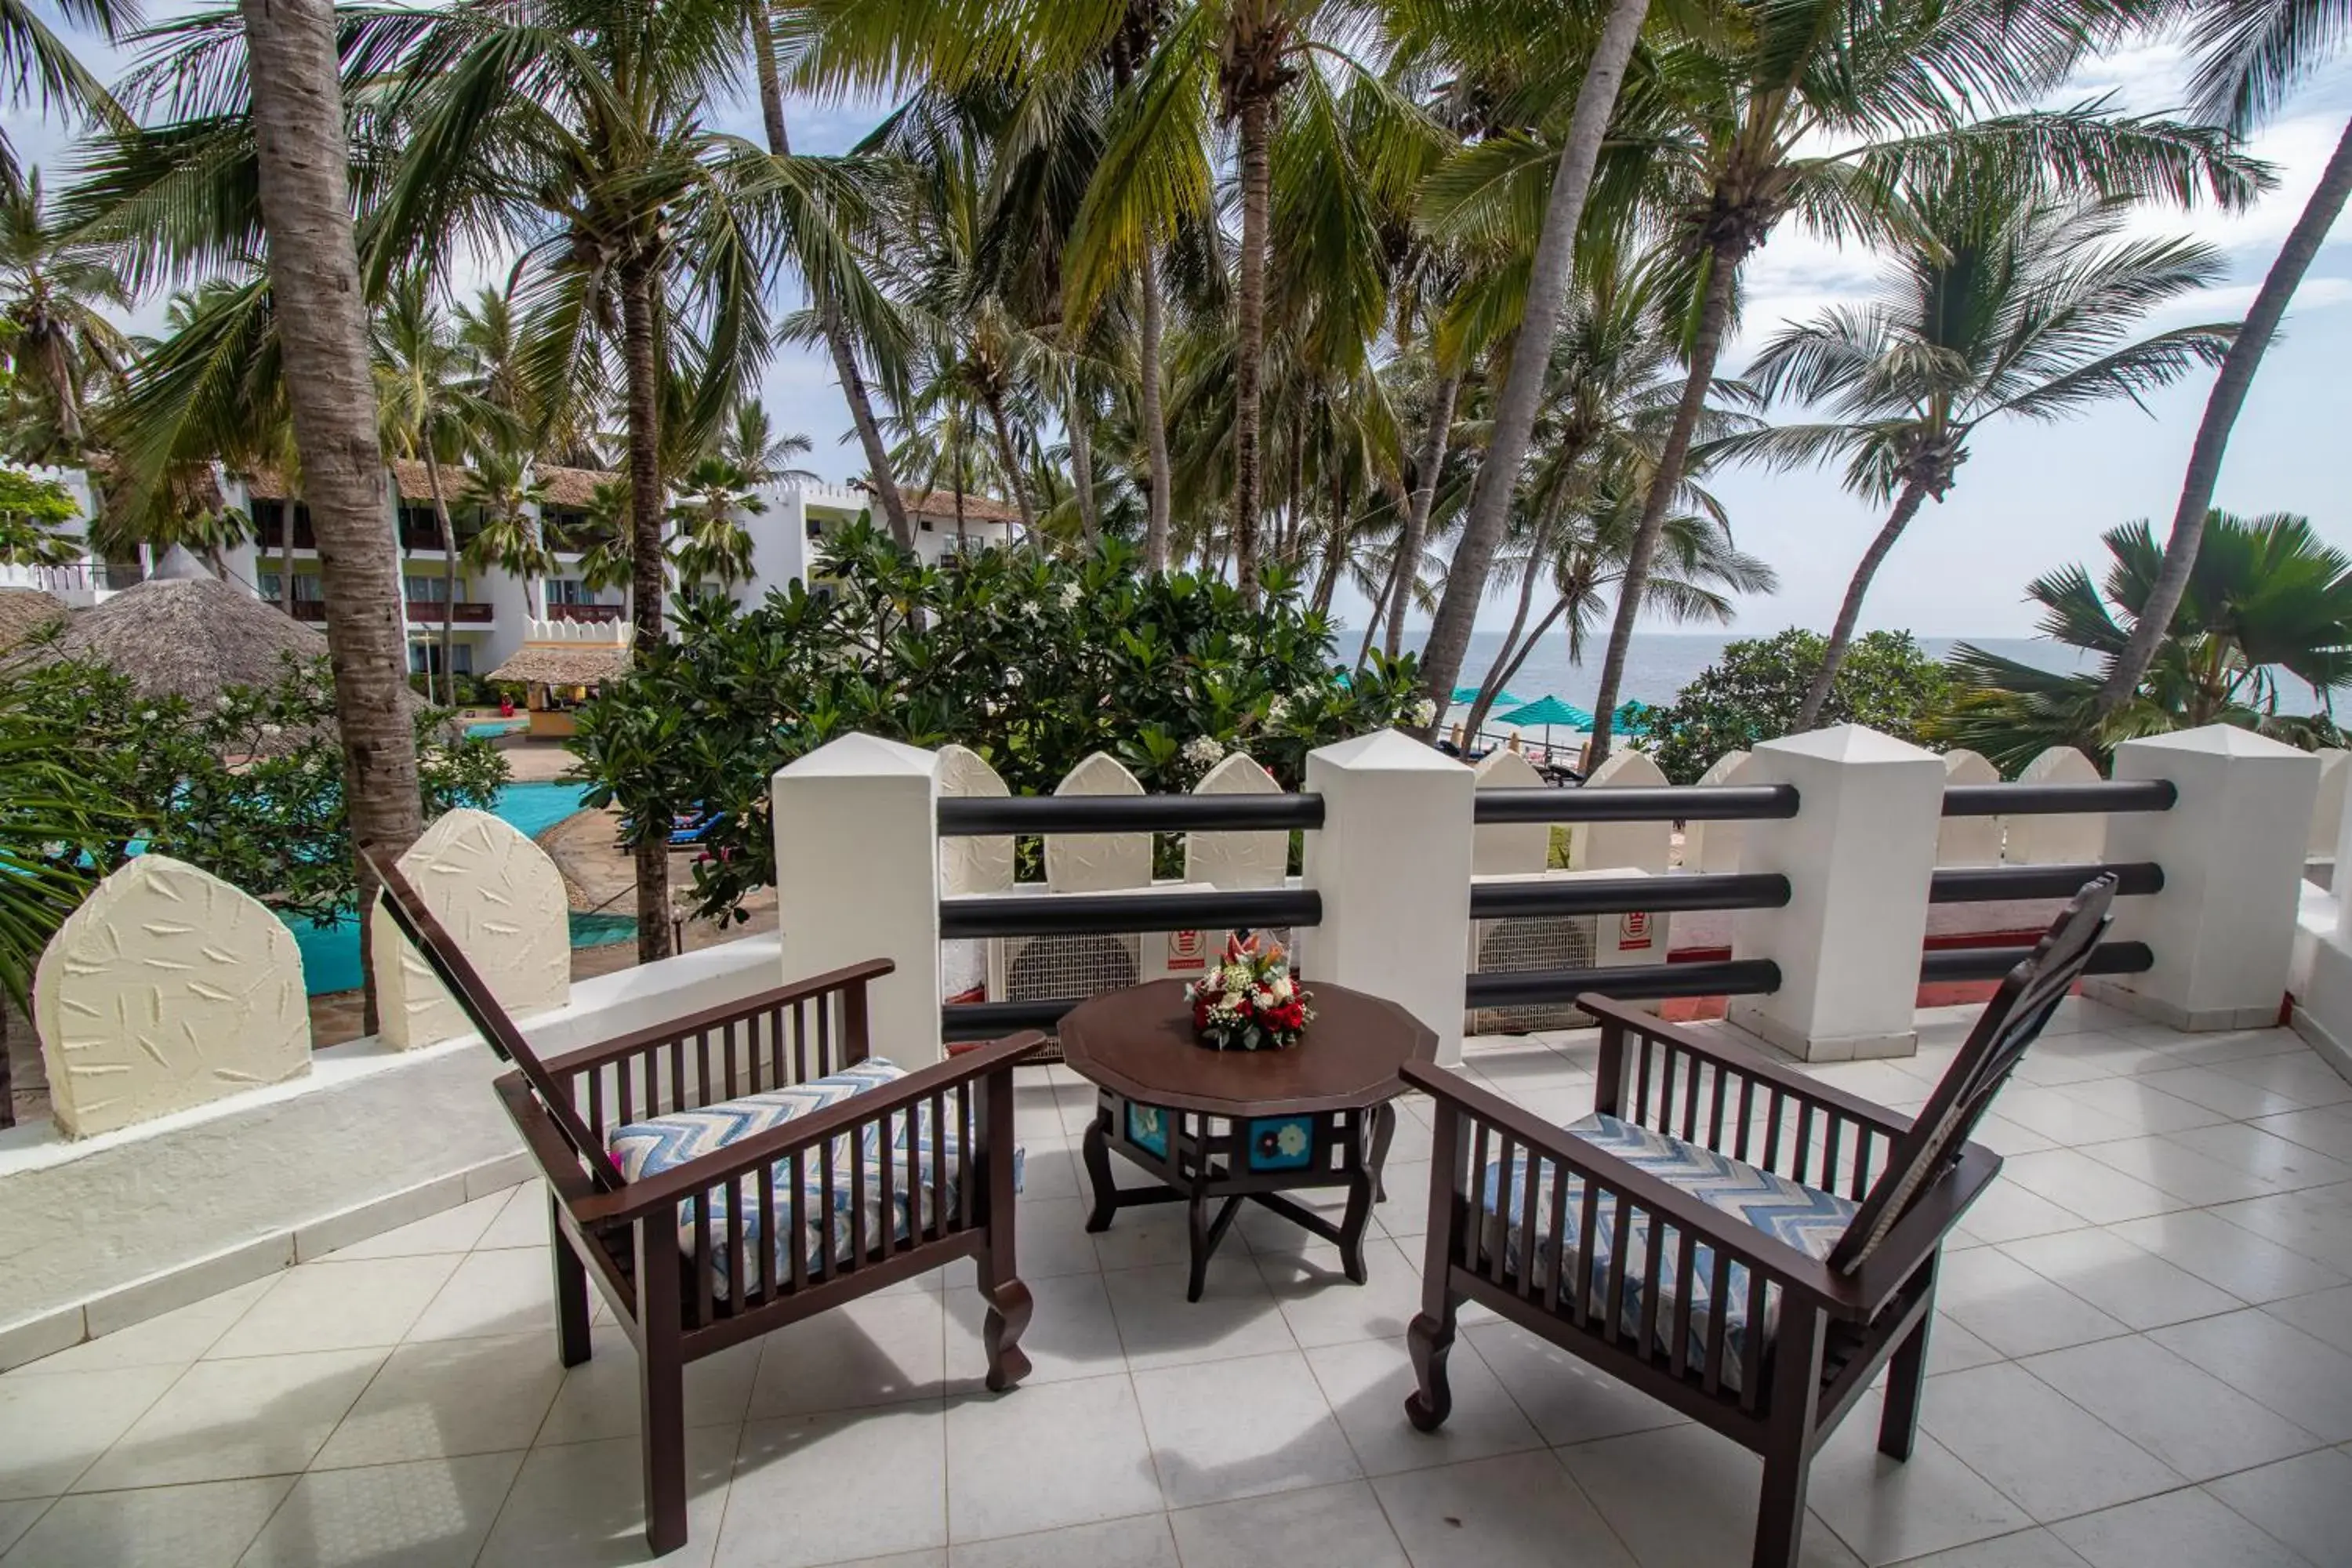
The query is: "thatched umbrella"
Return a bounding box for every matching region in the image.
[485,642,633,687]
[0,588,64,655]
[37,547,423,720]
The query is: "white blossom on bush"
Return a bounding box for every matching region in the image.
[1181,735,1226,772]
[1057,581,1083,610]
[1408,697,1437,728]
[1265,695,1291,726]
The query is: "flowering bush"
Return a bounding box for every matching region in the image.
[572,524,1427,922]
[1186,933,1315,1051]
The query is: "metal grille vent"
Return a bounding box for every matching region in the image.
[1471,915,1597,1033]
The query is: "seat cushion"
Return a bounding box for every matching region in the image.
[608,1059,1022,1296]
[1478,1112,1858,1390]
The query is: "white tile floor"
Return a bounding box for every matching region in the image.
[5,998,2352,1566]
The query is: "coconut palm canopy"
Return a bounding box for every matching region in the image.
[34,548,422,719]
[0,586,64,653]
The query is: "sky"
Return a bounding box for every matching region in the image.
[9,14,2348,641]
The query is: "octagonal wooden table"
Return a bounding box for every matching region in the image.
[1058,978,1439,1301]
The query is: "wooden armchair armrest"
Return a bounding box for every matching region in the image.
[1403,1059,1868,1320]
[1577,994,1916,1145]
[570,1031,1047,1228]
[541,959,896,1079]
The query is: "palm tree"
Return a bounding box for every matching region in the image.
[1468,480,1778,738]
[459,446,556,619]
[666,453,761,593]
[374,273,498,703]
[2097,0,2352,717]
[575,477,637,620]
[0,0,135,191]
[236,0,422,1027]
[1947,512,2352,769]
[1716,170,2239,731]
[358,0,882,958]
[0,169,131,459]
[1400,0,1654,724]
[1561,0,2265,764]
[720,397,819,485]
[743,0,916,550]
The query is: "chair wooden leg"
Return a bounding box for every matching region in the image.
[551,1201,592,1370]
[978,1068,1032,1393]
[1755,1304,1828,1568]
[1878,1276,1937,1462]
[1404,1305,1458,1432]
[634,1225,688,1556]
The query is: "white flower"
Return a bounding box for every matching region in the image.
[260,722,282,735]
[1265,695,1290,726]
[1408,697,1437,728]
[1269,975,1292,1000]
[1181,735,1225,771]
[1276,1123,1308,1156]
[215,695,233,710]
[140,709,158,721]
[1057,581,1082,610]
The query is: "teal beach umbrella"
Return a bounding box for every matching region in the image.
[1452,684,1523,708]
[1496,695,1594,757]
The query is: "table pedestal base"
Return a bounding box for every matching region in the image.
[1080,1091,1397,1302]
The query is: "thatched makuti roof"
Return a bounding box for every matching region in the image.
[0,587,65,653]
[35,549,423,724]
[487,642,633,687]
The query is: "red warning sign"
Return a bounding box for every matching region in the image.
[1618,910,1654,953]
[1166,929,1209,971]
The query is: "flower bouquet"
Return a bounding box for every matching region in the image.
[1185,932,1314,1051]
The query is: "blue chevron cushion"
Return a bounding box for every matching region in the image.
[1479,1112,1858,1392]
[608,1059,1022,1294]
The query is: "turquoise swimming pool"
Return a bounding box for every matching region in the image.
[287,781,629,995]
[464,718,528,739]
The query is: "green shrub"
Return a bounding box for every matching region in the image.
[7,653,509,924]
[1646,629,1955,784]
[570,523,1428,922]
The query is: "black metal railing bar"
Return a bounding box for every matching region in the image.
[1941,779,2176,818]
[1462,959,1782,1007]
[1928,862,2163,904]
[1472,784,1800,826]
[938,886,1322,940]
[1919,940,2154,983]
[936,793,1324,836]
[1468,873,1791,920]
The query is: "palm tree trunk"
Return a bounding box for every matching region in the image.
[2097,114,2352,718]
[617,252,673,963]
[1312,464,1348,615]
[1415,0,1650,728]
[280,514,293,615]
[1069,393,1102,548]
[1473,596,1573,745]
[1466,557,1547,739]
[1356,556,1393,666]
[425,450,456,706]
[983,391,1036,542]
[1137,245,1174,569]
[1795,477,1932,730]
[239,0,422,1031]
[1587,241,1738,763]
[1388,364,1460,659]
[746,0,914,554]
[1231,88,1275,604]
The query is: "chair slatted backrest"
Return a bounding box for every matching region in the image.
[1828,874,2117,1274]
[363,848,621,1193]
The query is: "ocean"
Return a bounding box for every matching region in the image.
[1411,631,2334,724]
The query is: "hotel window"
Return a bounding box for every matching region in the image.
[404,575,464,602]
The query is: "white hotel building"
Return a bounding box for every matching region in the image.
[0,460,1020,678]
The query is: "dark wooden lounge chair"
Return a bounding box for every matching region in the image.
[1403,875,2118,1568]
[366,852,1039,1555]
